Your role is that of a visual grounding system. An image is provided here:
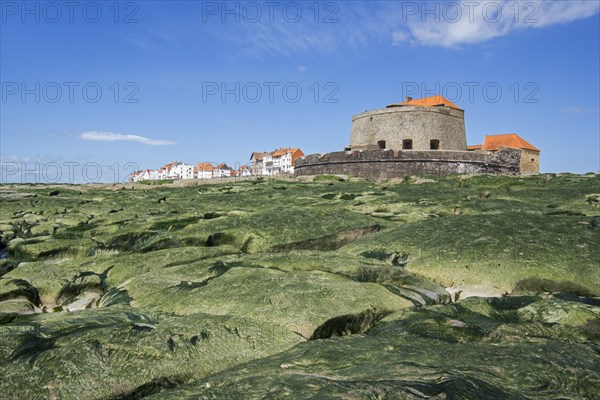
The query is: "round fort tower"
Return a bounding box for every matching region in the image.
[349,96,467,151]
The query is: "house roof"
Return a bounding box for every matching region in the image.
[271,148,289,157]
[388,95,461,110]
[250,152,267,161]
[197,162,214,171]
[467,144,482,151]
[481,134,540,152]
[271,147,303,157]
[216,163,233,170]
[235,166,251,175]
[162,161,178,169]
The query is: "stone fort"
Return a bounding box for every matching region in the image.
[294,96,540,180]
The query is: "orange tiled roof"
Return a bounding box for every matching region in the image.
[197,162,214,171]
[162,161,178,169]
[467,144,482,150]
[216,163,233,170]
[271,148,289,157]
[481,134,539,152]
[271,148,303,157]
[389,95,461,110]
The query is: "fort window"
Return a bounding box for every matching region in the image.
[430,139,440,150]
[377,140,386,149]
[403,139,413,150]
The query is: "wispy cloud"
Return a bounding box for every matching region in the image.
[392,0,600,47]
[80,131,176,146]
[0,154,34,164]
[123,1,598,58]
[562,106,600,115]
[194,1,600,55]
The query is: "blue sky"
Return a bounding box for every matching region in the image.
[1,0,599,183]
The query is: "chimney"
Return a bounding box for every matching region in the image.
[404,96,413,102]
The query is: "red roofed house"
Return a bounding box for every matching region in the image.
[468,133,540,174]
[197,162,214,180]
[213,163,234,178]
[262,148,305,175]
[236,165,252,177]
[158,161,194,180]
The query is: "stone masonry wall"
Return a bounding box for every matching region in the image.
[294,148,523,180]
[349,106,466,151]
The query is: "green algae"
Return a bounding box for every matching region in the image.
[0,174,598,398]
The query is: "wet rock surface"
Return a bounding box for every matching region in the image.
[0,175,598,399]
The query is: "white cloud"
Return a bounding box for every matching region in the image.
[131,1,598,57]
[80,131,176,146]
[391,30,409,44]
[0,154,34,164]
[392,0,600,48]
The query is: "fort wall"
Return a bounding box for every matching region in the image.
[294,148,523,180]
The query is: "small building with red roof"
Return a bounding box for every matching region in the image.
[468,133,540,174]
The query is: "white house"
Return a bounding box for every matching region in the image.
[236,165,252,177]
[158,162,176,179]
[130,169,160,182]
[261,148,304,175]
[141,169,159,181]
[250,152,267,175]
[213,163,234,178]
[197,162,214,180]
[129,171,143,182]
[157,161,194,180]
[171,163,195,180]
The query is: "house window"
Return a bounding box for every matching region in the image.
[377,140,386,149]
[403,139,413,150]
[531,159,535,162]
[430,139,440,150]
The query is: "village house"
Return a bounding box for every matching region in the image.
[261,148,304,175]
[197,162,214,180]
[172,163,195,180]
[156,161,195,180]
[213,163,234,178]
[130,147,305,182]
[250,152,267,175]
[129,170,147,182]
[157,162,176,180]
[139,169,159,181]
[467,133,540,174]
[236,165,252,177]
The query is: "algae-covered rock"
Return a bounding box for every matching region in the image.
[517,299,600,327]
[446,284,507,301]
[0,175,598,399]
